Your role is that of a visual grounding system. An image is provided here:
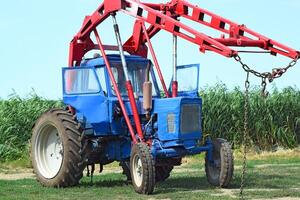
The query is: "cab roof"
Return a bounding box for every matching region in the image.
[81,54,149,67]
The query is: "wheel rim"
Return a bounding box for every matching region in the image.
[208,150,221,180]
[35,123,63,179]
[132,154,143,187]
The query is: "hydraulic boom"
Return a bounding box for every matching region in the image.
[69,0,299,66]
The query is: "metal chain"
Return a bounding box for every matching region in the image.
[234,54,299,82]
[239,72,250,200]
[235,54,299,199]
[234,55,299,96]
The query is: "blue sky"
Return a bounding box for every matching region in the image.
[0,0,299,99]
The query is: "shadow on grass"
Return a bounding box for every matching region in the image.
[80,178,128,188]
[77,169,300,195]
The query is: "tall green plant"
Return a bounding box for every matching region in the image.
[0,92,62,161]
[201,84,300,150]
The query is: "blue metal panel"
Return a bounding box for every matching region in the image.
[153,98,182,141]
[153,143,212,158]
[152,97,202,142]
[103,139,131,161]
[62,67,110,135]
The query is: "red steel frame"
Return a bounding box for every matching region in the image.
[94,29,139,143]
[68,0,300,144]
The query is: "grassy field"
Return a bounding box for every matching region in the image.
[1,149,300,200]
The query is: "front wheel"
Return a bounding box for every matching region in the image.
[205,138,234,187]
[130,143,155,194]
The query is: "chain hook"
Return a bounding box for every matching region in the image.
[261,78,269,98]
[245,72,250,89]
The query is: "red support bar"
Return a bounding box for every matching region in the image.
[126,81,144,141]
[122,0,237,57]
[141,22,170,98]
[172,81,178,97]
[93,29,138,144]
[214,38,266,48]
[173,0,299,59]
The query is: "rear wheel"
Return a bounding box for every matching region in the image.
[130,143,155,194]
[205,138,233,187]
[31,109,86,187]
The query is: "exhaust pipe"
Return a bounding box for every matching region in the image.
[143,62,152,116]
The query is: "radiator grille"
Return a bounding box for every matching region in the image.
[167,113,176,133]
[181,104,201,133]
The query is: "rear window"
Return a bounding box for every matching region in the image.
[64,68,100,95]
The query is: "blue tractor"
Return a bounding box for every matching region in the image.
[31,53,233,194]
[30,1,234,194]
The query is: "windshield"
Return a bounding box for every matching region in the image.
[110,61,158,96]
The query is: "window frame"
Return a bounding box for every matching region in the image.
[62,66,103,95]
[95,61,161,98]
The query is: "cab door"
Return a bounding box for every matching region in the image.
[170,64,200,97]
[62,66,109,134]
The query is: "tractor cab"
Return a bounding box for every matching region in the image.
[62,55,160,135]
[63,55,160,97]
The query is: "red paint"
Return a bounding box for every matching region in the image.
[172,81,178,98]
[69,0,299,66]
[126,81,144,141]
[141,22,170,98]
[94,29,138,144]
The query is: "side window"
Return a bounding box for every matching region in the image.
[95,67,107,94]
[64,68,100,94]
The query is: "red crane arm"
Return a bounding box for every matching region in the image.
[173,0,299,59]
[69,0,300,66]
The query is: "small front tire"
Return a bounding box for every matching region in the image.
[205,138,234,187]
[130,143,155,194]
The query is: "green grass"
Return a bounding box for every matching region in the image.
[1,152,300,200]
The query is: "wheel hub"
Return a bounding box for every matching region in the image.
[132,155,143,187]
[136,159,142,177]
[52,137,63,160]
[35,124,64,179]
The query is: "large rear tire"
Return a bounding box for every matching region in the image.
[205,138,234,187]
[130,143,155,194]
[31,109,86,187]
